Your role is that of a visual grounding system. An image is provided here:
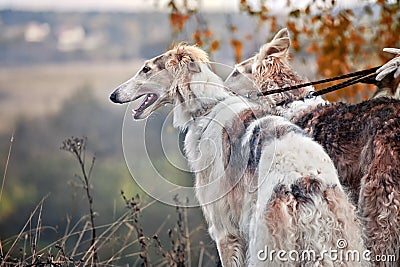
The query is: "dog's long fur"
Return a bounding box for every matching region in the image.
[111,44,366,266]
[225,29,400,266]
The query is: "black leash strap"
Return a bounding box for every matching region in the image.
[258,65,382,97]
[310,72,377,97]
[275,72,378,106]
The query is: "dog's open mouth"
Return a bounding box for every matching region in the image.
[132,93,159,119]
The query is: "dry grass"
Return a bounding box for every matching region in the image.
[0,137,220,267]
[0,130,14,202]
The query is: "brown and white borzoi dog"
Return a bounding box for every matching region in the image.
[110,44,366,266]
[225,29,400,266]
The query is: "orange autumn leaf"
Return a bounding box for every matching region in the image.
[286,21,297,34]
[170,12,189,32]
[291,39,300,51]
[269,16,277,33]
[192,30,202,45]
[204,29,213,38]
[209,40,220,52]
[230,39,243,63]
[306,42,318,54]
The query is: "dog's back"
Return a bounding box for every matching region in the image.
[295,97,400,201]
[242,115,366,266]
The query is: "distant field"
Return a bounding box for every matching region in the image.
[0,61,142,132]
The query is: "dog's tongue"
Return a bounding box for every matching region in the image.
[146,94,156,104]
[134,94,157,112]
[134,95,147,112]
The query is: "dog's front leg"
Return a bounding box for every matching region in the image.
[216,234,246,267]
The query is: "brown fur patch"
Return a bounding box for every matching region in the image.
[296,98,400,205]
[265,185,298,248]
[166,43,209,69]
[295,176,323,196]
[222,108,265,175]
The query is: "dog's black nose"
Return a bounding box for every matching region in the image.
[110,92,117,103]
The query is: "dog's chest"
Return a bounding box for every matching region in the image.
[184,116,255,236]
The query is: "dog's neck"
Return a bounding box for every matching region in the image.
[169,63,230,129]
[255,59,312,105]
[252,59,330,121]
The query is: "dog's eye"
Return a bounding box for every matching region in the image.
[232,70,239,77]
[142,66,151,73]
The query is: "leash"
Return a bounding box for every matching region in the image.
[274,71,378,106]
[308,72,377,98]
[246,65,382,99]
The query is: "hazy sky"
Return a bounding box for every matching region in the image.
[0,0,363,12]
[0,0,239,12]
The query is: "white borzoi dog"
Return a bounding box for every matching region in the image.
[110,44,366,266]
[225,28,400,265]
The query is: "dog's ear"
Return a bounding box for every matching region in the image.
[272,28,289,41]
[187,61,201,73]
[166,46,189,68]
[259,28,290,59]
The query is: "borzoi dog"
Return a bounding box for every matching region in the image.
[225,28,400,265]
[110,44,366,266]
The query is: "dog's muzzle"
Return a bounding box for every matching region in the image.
[110,92,118,103]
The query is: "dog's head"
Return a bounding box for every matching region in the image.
[163,44,232,128]
[224,56,256,96]
[109,54,171,119]
[225,28,291,95]
[109,43,210,120]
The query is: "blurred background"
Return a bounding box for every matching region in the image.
[0,0,398,266]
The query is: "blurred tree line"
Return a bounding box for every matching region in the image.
[166,0,399,102]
